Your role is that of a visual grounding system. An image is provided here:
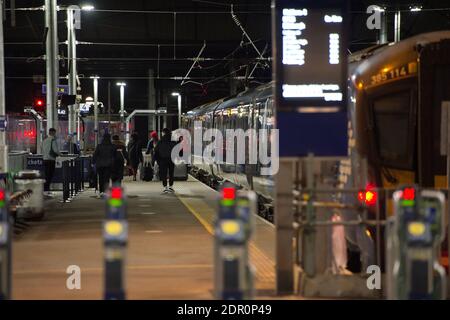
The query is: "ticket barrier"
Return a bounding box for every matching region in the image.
[0,189,11,300]
[387,186,447,300]
[214,184,256,300]
[103,186,128,300]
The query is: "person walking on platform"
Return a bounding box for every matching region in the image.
[146,131,159,180]
[127,133,143,181]
[93,133,116,198]
[155,128,178,193]
[42,128,60,196]
[111,135,129,186]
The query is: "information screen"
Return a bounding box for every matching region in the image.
[274,0,348,108]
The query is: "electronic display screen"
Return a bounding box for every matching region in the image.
[274,0,348,109]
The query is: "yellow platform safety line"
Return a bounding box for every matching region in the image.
[176,193,275,286]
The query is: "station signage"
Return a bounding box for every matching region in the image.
[272,0,349,157]
[42,84,70,96]
[274,0,348,109]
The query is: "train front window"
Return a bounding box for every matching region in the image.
[372,91,414,169]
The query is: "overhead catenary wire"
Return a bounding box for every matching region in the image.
[3,7,270,14]
[4,56,270,62]
[5,6,450,14]
[5,75,270,81]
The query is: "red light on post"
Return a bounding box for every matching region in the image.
[111,187,122,200]
[402,188,415,201]
[36,100,43,106]
[0,190,5,201]
[365,190,377,206]
[357,184,377,207]
[222,187,235,200]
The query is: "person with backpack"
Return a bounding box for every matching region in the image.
[93,133,116,198]
[127,133,144,181]
[111,135,129,186]
[42,128,60,195]
[154,128,179,193]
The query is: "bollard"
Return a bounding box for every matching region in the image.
[0,189,11,300]
[70,159,75,199]
[61,160,70,203]
[103,186,128,300]
[236,190,257,299]
[214,184,256,300]
[387,185,447,300]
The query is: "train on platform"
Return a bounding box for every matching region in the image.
[182,31,450,268]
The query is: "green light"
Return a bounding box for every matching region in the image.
[221,199,235,207]
[0,200,4,208]
[237,199,249,207]
[109,198,123,208]
[401,200,415,207]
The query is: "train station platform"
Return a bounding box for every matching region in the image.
[11,177,278,300]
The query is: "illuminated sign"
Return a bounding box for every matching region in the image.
[42,84,70,96]
[274,0,348,108]
[273,0,349,157]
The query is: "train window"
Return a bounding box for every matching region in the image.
[372,91,414,169]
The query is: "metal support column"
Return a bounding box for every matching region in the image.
[394,10,401,43]
[93,77,99,147]
[45,0,59,131]
[0,1,8,173]
[67,7,79,152]
[148,69,156,132]
[177,94,182,128]
[379,10,388,44]
[275,159,294,294]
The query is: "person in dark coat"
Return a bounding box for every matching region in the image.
[127,133,143,181]
[93,133,116,197]
[111,135,129,186]
[154,128,179,193]
[146,131,159,178]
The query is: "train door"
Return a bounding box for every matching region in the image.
[418,40,450,268]
[418,41,450,188]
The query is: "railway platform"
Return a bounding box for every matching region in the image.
[11,177,281,300]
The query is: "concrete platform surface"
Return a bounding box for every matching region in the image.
[11,177,278,300]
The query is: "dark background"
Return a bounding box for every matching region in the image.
[3,0,450,117]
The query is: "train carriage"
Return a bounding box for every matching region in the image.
[183,30,450,267]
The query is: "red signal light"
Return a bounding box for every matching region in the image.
[24,130,36,138]
[402,188,415,201]
[34,98,46,112]
[222,187,235,200]
[358,184,377,207]
[0,189,5,201]
[111,187,122,199]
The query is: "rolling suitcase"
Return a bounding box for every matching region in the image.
[174,162,188,181]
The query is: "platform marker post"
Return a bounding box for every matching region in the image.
[214,184,254,299]
[103,186,128,300]
[387,186,447,299]
[236,190,257,299]
[0,188,11,300]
